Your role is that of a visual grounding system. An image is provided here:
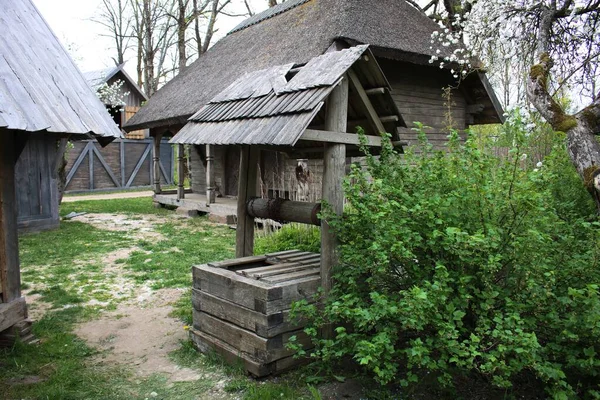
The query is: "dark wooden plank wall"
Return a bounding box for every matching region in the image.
[15,135,60,233]
[190,145,233,196]
[378,58,468,151]
[65,139,174,192]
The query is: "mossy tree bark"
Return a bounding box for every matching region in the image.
[528,53,600,209]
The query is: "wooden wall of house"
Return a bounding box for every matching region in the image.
[190,146,324,201]
[15,135,60,233]
[378,58,468,150]
[190,145,234,197]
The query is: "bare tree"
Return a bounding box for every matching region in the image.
[93,0,132,65]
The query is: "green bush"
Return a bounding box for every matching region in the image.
[292,120,600,399]
[255,223,321,254]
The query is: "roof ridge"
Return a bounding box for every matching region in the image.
[229,0,312,34]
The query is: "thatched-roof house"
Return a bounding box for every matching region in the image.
[125,0,502,215]
[0,0,121,341]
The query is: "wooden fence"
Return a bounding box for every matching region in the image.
[65,139,174,193]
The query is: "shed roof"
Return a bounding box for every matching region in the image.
[0,0,122,141]
[83,64,148,102]
[170,45,403,146]
[125,0,502,132]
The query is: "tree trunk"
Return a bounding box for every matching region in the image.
[177,0,187,74]
[528,53,600,209]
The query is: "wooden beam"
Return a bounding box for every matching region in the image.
[321,76,348,313]
[347,69,386,135]
[206,145,216,205]
[153,133,163,194]
[300,129,382,147]
[177,144,185,200]
[236,146,259,258]
[349,115,399,127]
[0,297,26,332]
[365,87,386,95]
[0,134,21,303]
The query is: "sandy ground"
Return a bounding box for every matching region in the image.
[75,288,201,383]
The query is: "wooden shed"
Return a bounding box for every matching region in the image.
[124,0,503,217]
[0,0,121,341]
[83,64,149,139]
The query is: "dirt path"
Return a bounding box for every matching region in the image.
[75,288,200,383]
[60,212,235,398]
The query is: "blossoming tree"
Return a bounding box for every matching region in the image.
[423,0,600,208]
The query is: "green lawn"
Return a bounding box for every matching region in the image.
[0,197,322,400]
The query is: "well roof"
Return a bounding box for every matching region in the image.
[0,0,122,141]
[126,0,499,132]
[170,45,402,146]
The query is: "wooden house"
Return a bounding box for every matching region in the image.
[0,0,121,341]
[83,64,149,139]
[124,0,503,217]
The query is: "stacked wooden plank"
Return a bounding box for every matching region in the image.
[190,250,321,377]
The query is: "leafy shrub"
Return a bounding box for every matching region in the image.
[292,121,600,399]
[255,223,321,254]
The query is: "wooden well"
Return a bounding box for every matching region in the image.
[190,250,320,377]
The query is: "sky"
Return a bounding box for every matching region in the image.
[32,0,268,76]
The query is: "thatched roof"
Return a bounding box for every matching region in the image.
[0,0,122,142]
[170,45,403,146]
[126,0,500,132]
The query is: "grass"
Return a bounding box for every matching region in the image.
[1,196,327,399]
[60,197,170,217]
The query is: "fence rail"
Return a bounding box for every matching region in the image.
[64,139,174,193]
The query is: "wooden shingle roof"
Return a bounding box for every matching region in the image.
[171,45,403,146]
[0,0,122,141]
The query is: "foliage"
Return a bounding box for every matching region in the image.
[96,79,129,107]
[292,124,600,399]
[255,223,321,254]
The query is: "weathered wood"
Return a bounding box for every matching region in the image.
[0,134,21,303]
[153,133,163,194]
[348,69,386,135]
[235,146,259,257]
[193,264,320,314]
[126,143,152,188]
[92,146,120,187]
[321,78,348,299]
[365,87,386,95]
[246,198,321,226]
[192,289,300,338]
[88,142,94,191]
[205,145,216,205]
[193,311,309,363]
[190,329,270,377]
[261,267,320,284]
[207,255,267,269]
[120,140,126,187]
[177,144,185,200]
[300,129,382,147]
[0,298,26,332]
